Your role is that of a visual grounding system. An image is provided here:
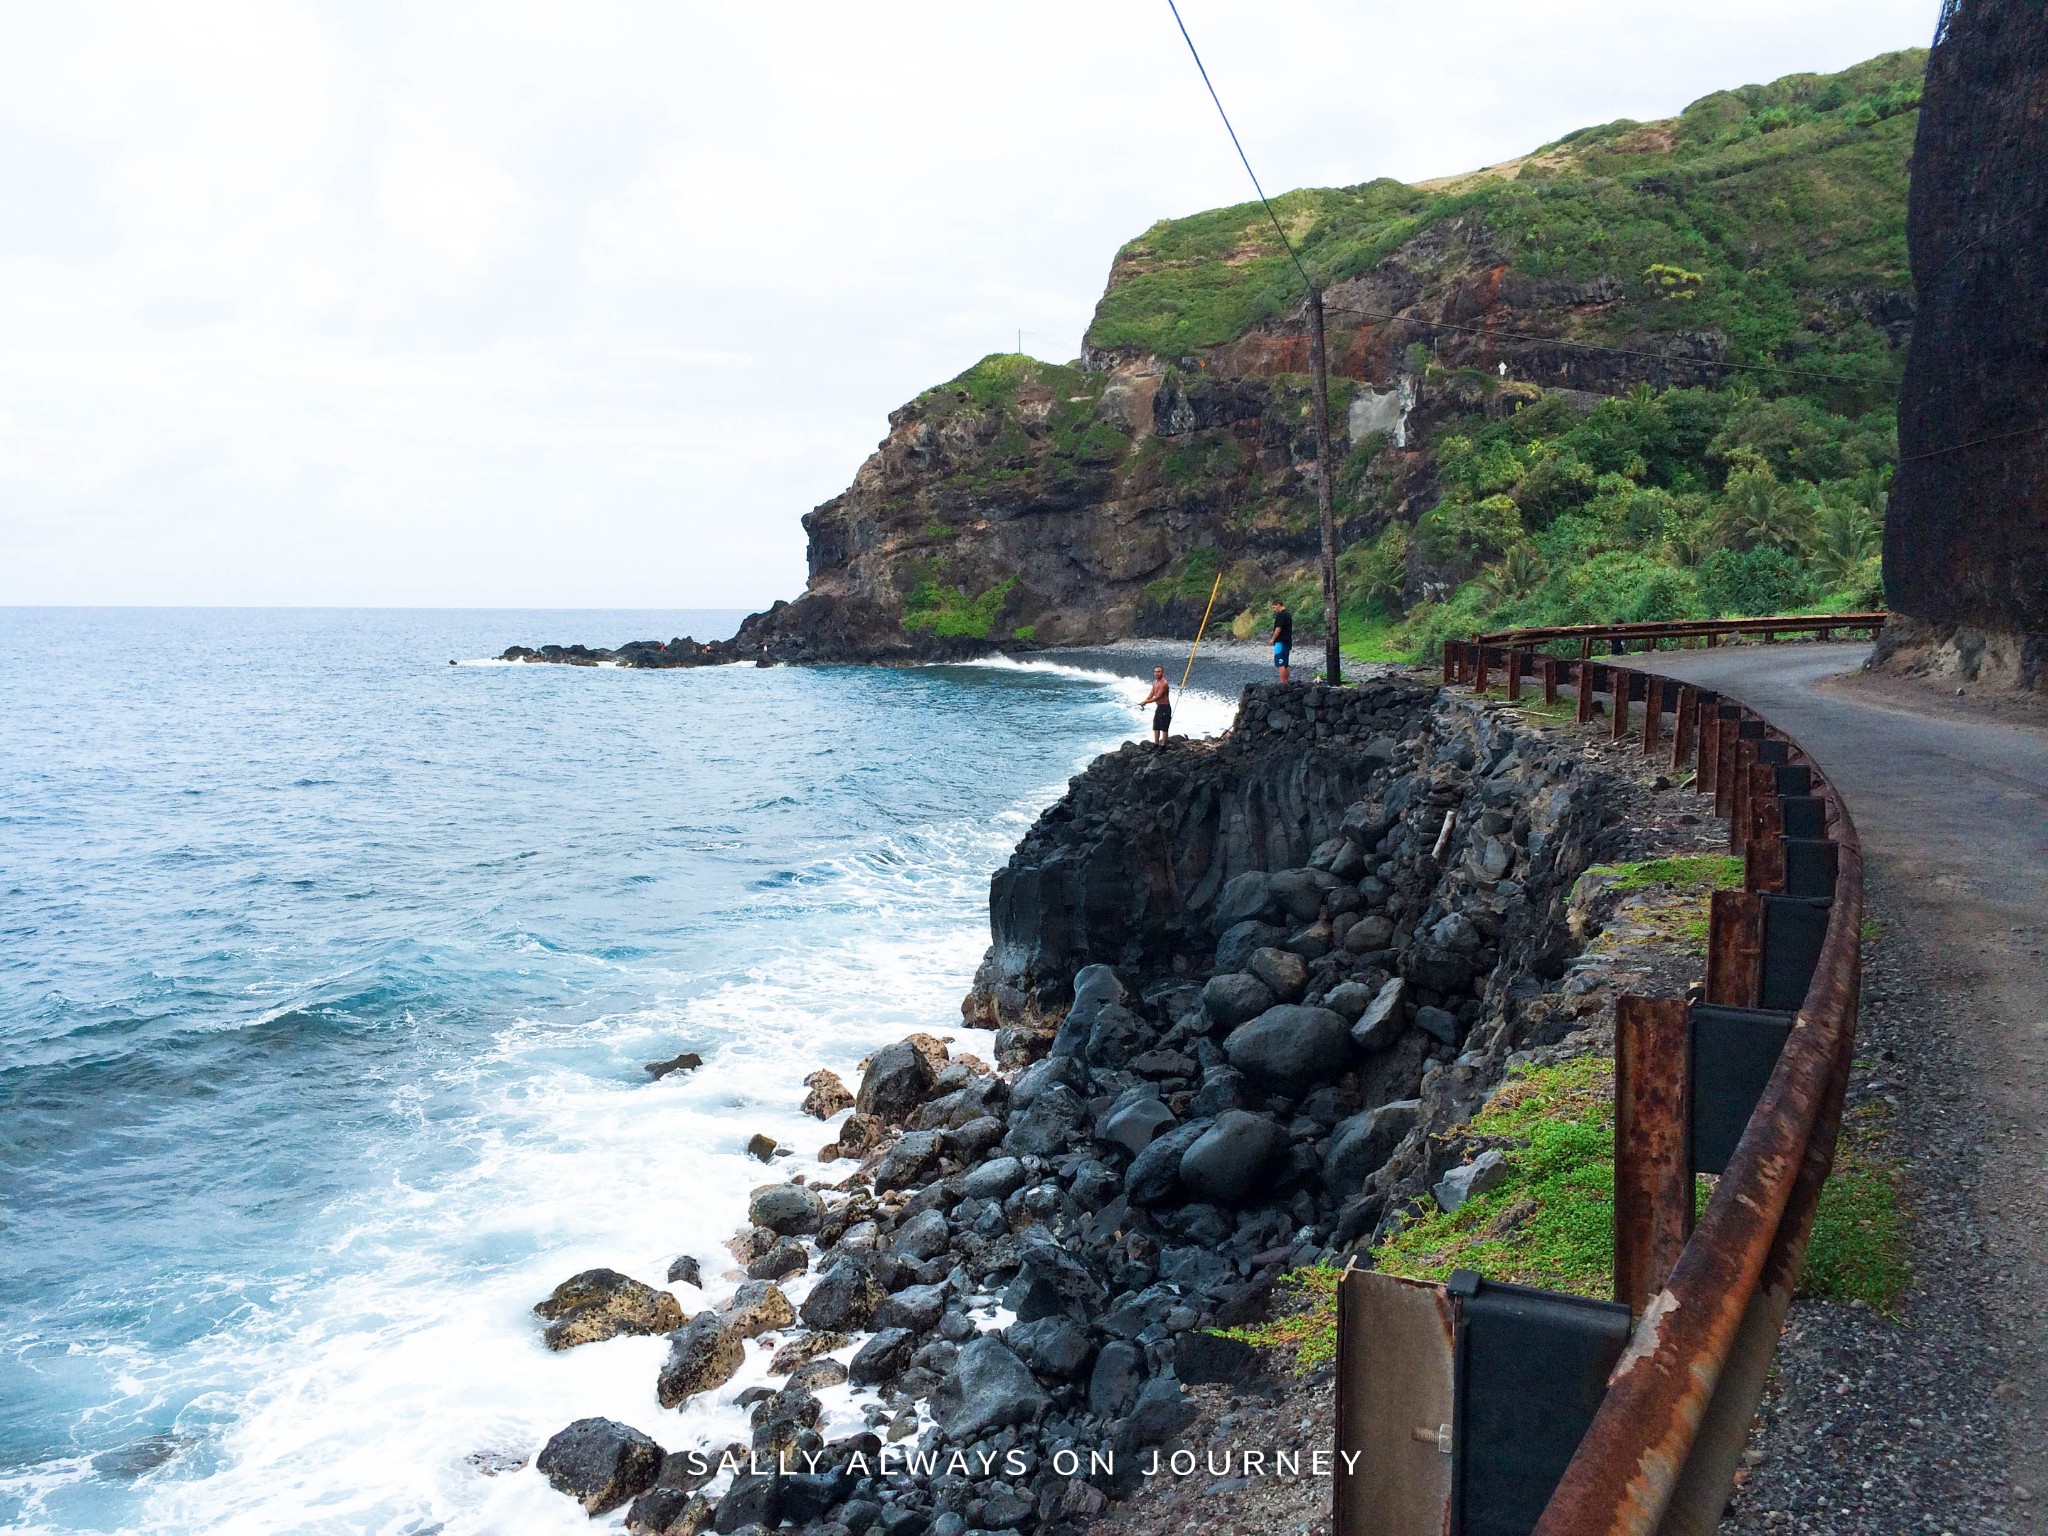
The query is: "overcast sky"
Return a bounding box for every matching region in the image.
[0,1,1942,609]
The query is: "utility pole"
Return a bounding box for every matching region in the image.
[1307,284,1342,686]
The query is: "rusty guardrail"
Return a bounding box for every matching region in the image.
[1337,619,1868,1536]
[1472,611,1886,659]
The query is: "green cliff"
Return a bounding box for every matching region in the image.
[737,50,1923,665]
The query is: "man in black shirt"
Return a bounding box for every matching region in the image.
[1271,599,1293,684]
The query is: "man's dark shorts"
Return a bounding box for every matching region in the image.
[1153,703,1172,733]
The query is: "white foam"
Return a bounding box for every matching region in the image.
[2,667,1162,1536]
[949,653,1238,740]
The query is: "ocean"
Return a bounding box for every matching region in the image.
[0,607,1240,1536]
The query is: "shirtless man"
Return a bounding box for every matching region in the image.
[1140,667,1172,744]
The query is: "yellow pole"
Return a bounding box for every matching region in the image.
[1180,569,1225,691]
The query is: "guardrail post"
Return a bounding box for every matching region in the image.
[1505,650,1522,702]
[1744,786,1794,897]
[1697,713,1720,797]
[1614,995,1694,1317]
[1473,645,1490,695]
[1642,678,1664,754]
[1541,656,1559,705]
[1442,639,1457,685]
[1713,716,1744,819]
[1706,890,1764,1008]
[1729,738,1761,853]
[1575,661,1594,724]
[1672,684,1696,770]
[1610,667,1631,741]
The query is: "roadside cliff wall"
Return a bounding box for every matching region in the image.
[1880,0,2048,691]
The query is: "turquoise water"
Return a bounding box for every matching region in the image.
[0,609,1235,1535]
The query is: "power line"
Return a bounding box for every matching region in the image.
[1162,1,1889,394]
[1164,0,1314,294]
[1895,419,2048,463]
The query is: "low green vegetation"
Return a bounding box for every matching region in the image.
[1799,1099,1909,1309]
[1087,52,1922,384]
[1585,855,1744,893]
[1391,381,1892,663]
[1376,1056,1621,1297]
[903,570,1016,639]
[1080,51,1922,656]
[1226,1050,1907,1373]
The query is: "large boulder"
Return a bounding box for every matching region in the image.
[1087,1340,1145,1417]
[1123,1118,1211,1205]
[1246,946,1309,1004]
[877,1282,948,1333]
[1435,1149,1510,1212]
[537,1417,664,1515]
[801,1068,855,1119]
[533,1269,684,1351]
[1102,1096,1177,1153]
[1350,976,1408,1051]
[801,1258,882,1332]
[1017,1227,1108,1310]
[1324,1098,1422,1194]
[1004,1083,1090,1157]
[1214,919,1284,974]
[1178,1111,1287,1207]
[961,1155,1029,1202]
[718,1280,795,1339]
[1223,1005,1352,1095]
[624,1486,713,1536]
[1006,1315,1093,1378]
[657,1315,744,1407]
[857,1041,934,1123]
[848,1327,917,1386]
[1129,1376,1196,1447]
[748,1184,824,1236]
[1344,913,1396,954]
[1208,872,1276,933]
[1322,978,1375,1021]
[1201,972,1275,1030]
[873,1129,942,1191]
[890,1207,951,1260]
[1413,1005,1461,1046]
[930,1336,1050,1440]
[1068,963,1128,1020]
[1083,1003,1146,1068]
[1267,869,1325,923]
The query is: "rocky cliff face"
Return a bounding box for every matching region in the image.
[735,52,1925,664]
[1879,0,2048,690]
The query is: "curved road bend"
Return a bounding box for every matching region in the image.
[1627,641,2048,1529]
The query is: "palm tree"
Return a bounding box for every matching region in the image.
[1710,465,1808,551]
[1803,500,1881,588]
[1479,543,1546,604]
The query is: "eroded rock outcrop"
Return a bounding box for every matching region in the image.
[1881,0,2048,689]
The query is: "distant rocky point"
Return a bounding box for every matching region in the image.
[500,637,752,668]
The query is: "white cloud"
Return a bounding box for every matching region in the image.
[0,0,1943,607]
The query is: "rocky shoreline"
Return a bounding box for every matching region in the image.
[522,678,1639,1535]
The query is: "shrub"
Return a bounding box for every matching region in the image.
[1419,494,1525,568]
[1699,545,1820,615]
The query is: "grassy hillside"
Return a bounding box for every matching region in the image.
[1086,51,1922,657]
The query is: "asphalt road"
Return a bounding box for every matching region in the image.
[1626,641,2048,1530]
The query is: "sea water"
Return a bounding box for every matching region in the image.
[0,608,1237,1536]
